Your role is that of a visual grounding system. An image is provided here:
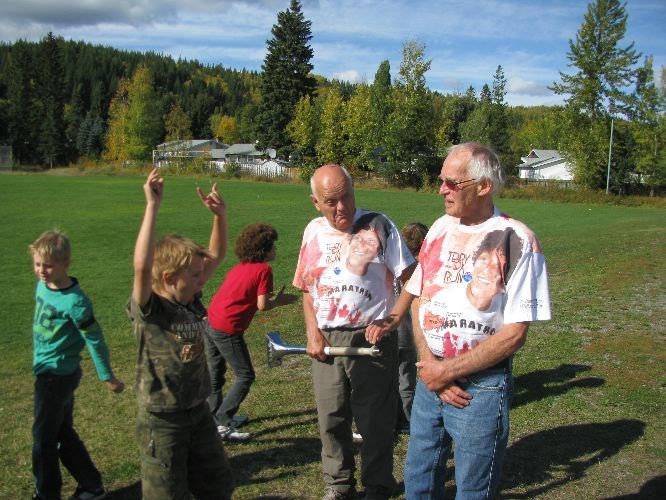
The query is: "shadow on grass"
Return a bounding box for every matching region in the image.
[106,481,141,499]
[500,419,646,498]
[230,436,322,486]
[602,475,666,499]
[513,363,605,408]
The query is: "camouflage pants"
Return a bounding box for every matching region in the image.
[136,402,234,499]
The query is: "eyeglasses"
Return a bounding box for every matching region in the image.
[442,178,477,190]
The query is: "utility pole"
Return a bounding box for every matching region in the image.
[606,104,615,195]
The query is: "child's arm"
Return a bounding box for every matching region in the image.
[257,285,298,311]
[133,168,164,308]
[197,183,228,283]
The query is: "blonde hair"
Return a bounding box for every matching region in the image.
[152,234,211,289]
[29,230,71,262]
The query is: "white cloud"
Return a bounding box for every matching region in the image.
[509,76,552,97]
[330,69,365,83]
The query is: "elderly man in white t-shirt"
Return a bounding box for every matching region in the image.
[367,143,551,499]
[293,164,415,500]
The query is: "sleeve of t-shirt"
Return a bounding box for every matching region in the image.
[71,293,113,381]
[258,266,273,296]
[384,224,417,278]
[503,250,551,324]
[405,263,423,296]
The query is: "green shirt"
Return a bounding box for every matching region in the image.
[32,278,113,380]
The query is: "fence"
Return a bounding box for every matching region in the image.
[235,162,299,180]
[0,145,12,171]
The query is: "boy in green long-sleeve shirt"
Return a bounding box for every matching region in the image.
[30,230,124,500]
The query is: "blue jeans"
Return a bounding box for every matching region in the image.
[404,367,513,500]
[32,367,103,500]
[204,328,256,426]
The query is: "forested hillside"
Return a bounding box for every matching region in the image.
[0,34,262,165]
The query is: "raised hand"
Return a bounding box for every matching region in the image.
[197,182,226,216]
[144,168,164,205]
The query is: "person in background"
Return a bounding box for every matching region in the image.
[30,229,124,500]
[128,168,234,499]
[394,222,428,435]
[205,222,295,442]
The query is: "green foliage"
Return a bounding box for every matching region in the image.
[551,0,640,119]
[315,87,346,164]
[257,0,316,156]
[385,40,436,185]
[163,102,192,142]
[37,33,66,167]
[104,66,162,162]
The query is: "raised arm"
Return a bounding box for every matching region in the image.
[133,168,163,308]
[197,182,228,283]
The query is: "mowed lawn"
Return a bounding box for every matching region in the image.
[0,172,664,499]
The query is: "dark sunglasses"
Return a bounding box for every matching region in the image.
[443,178,477,190]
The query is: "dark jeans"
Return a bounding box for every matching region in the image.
[204,327,256,426]
[32,366,103,500]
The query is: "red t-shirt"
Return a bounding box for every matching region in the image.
[207,262,273,335]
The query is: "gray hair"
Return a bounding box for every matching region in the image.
[447,142,505,194]
[310,164,353,197]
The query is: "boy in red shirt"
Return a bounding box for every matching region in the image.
[206,223,294,441]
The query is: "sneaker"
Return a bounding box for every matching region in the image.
[218,425,251,442]
[68,487,106,500]
[352,432,363,444]
[322,486,356,499]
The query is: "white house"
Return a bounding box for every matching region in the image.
[153,139,227,166]
[517,148,574,181]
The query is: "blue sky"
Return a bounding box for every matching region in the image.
[1,0,664,106]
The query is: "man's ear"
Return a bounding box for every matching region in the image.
[476,179,493,197]
[310,194,322,212]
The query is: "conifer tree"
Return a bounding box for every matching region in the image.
[551,0,640,119]
[37,32,66,167]
[257,0,316,157]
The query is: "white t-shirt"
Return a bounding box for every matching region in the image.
[293,209,415,329]
[405,207,551,358]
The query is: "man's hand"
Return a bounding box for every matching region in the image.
[105,377,125,394]
[416,357,452,393]
[436,381,472,408]
[306,331,329,362]
[365,315,398,344]
[197,182,226,216]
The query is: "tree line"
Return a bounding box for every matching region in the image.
[0,0,663,194]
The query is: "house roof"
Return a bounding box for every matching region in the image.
[520,149,561,166]
[156,139,227,151]
[224,143,264,156]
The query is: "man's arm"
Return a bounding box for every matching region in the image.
[133,169,163,308]
[303,291,328,361]
[411,297,435,363]
[197,183,228,283]
[365,287,416,344]
[417,321,529,393]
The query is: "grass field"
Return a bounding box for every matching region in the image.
[0,171,664,499]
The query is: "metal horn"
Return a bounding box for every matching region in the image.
[266,331,381,367]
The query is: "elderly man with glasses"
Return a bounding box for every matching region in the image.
[368,142,551,499]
